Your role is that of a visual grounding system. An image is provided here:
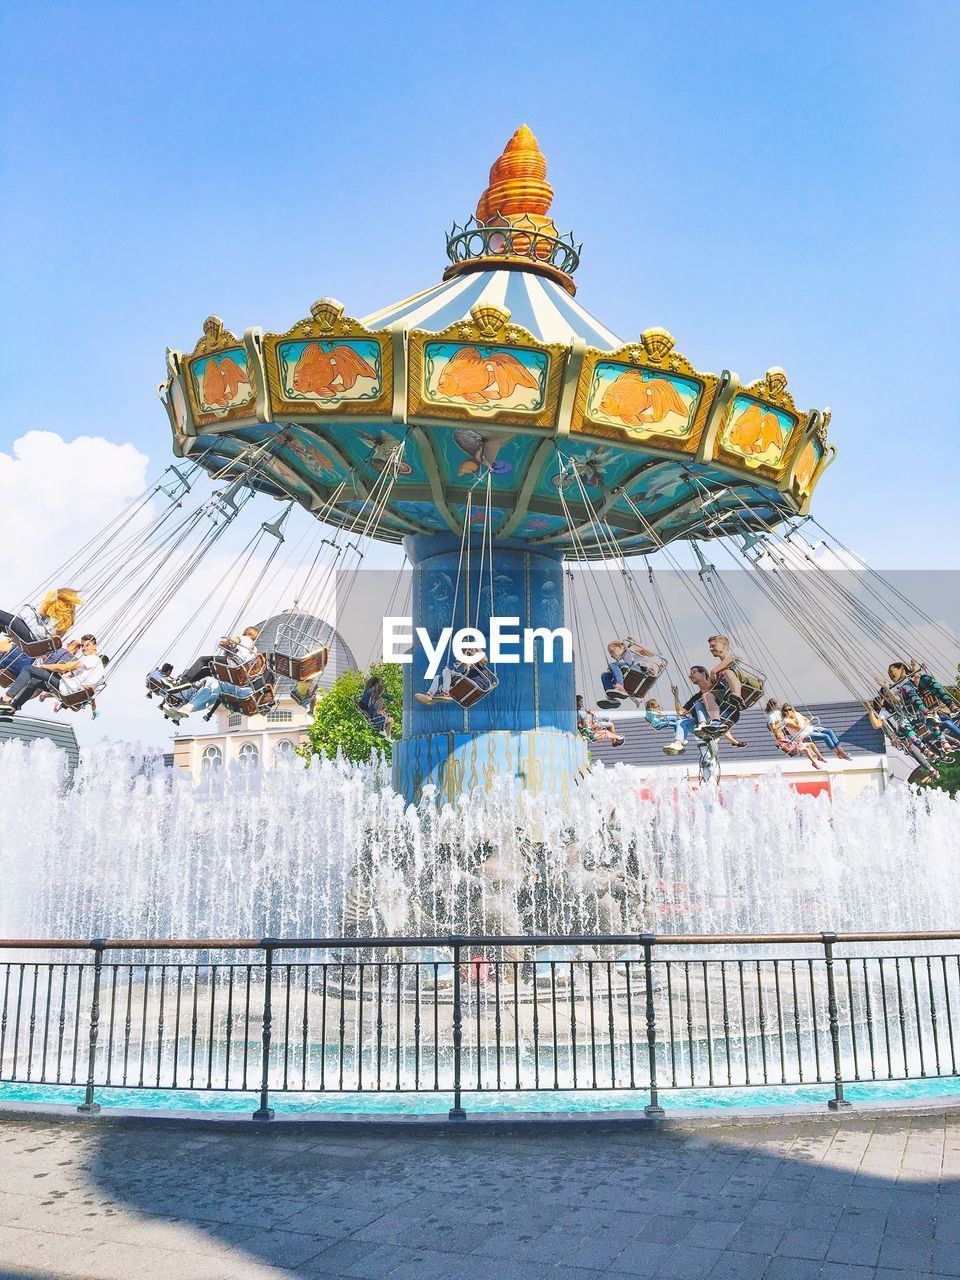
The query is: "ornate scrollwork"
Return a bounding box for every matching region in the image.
[570,336,719,455]
[740,367,799,415]
[407,312,568,430]
[190,315,242,357]
[260,302,394,421]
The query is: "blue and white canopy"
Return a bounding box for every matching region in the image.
[363,268,622,351]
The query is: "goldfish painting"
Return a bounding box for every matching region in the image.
[794,442,819,493]
[291,343,378,399]
[436,347,540,406]
[597,370,692,431]
[725,402,786,460]
[201,354,249,409]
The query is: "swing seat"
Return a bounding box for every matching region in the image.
[146,673,181,699]
[58,686,97,711]
[211,651,266,687]
[355,699,391,738]
[722,663,765,710]
[8,632,62,658]
[268,645,328,682]
[449,669,499,709]
[621,661,664,700]
[219,689,260,717]
[0,667,16,690]
[253,683,277,715]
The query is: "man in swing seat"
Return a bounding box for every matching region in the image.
[601,636,659,705]
[646,683,747,755]
[176,626,262,687]
[707,634,764,711]
[0,635,107,715]
[682,664,741,739]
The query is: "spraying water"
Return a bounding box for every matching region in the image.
[2,738,958,941]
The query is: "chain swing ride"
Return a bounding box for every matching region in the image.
[2,126,957,802]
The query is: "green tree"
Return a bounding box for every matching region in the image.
[916,663,960,797]
[304,663,403,764]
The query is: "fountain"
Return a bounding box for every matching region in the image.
[3,738,959,943]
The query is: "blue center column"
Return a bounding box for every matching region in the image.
[391,532,589,805]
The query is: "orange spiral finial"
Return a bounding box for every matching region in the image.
[476,125,555,222]
[475,126,559,259]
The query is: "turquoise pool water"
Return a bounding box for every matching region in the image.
[3,1076,959,1116]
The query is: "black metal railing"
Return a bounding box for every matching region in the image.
[1,932,958,1119]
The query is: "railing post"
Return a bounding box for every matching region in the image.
[448,937,466,1120]
[822,932,851,1111]
[642,934,665,1118]
[77,941,104,1114]
[252,941,276,1121]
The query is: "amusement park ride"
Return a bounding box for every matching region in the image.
[2,128,958,800]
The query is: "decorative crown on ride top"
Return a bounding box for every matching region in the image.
[444,125,582,290]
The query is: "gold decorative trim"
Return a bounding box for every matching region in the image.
[182,315,260,429]
[570,331,719,455]
[407,308,568,430]
[261,298,393,421]
[710,367,806,484]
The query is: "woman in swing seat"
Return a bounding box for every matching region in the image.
[765,699,826,768]
[778,702,851,760]
[864,695,940,778]
[0,588,83,650]
[601,637,658,703]
[576,695,625,747]
[683,665,731,737]
[891,661,955,711]
[359,674,394,738]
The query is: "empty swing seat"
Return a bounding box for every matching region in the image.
[449,669,499,709]
[268,645,328,682]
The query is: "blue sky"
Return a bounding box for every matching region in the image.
[1,0,958,568]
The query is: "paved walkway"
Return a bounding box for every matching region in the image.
[0,1109,957,1279]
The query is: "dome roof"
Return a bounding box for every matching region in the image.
[361,268,621,350]
[253,610,357,696]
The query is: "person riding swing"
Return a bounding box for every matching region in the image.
[0,589,84,657]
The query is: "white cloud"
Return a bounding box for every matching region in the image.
[0,430,151,597]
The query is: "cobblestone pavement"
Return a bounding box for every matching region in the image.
[0,1109,957,1279]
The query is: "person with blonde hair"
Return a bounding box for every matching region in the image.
[0,588,83,647]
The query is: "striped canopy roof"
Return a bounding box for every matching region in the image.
[363,268,622,351]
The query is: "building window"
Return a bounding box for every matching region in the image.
[275,739,297,761]
[266,709,293,724]
[238,742,260,768]
[200,745,222,775]
[228,713,242,729]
